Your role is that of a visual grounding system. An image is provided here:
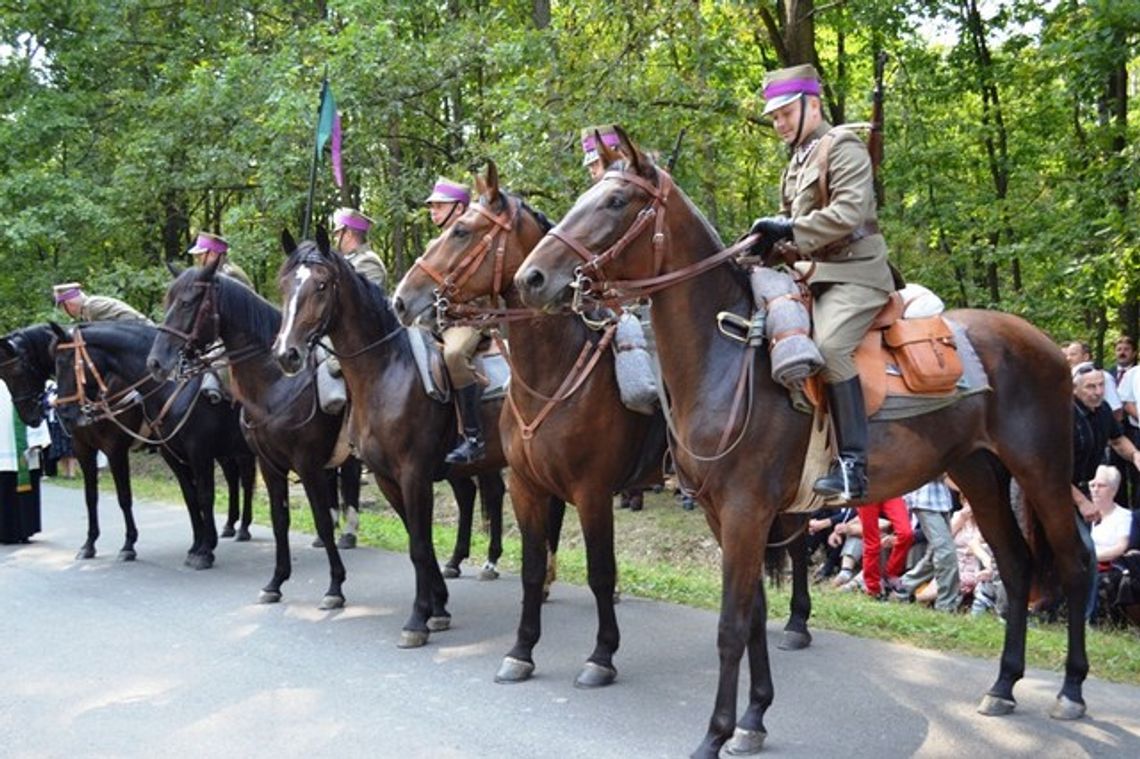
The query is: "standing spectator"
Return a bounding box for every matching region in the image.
[894,477,961,611]
[1112,337,1136,385]
[856,497,913,598]
[1063,340,1122,421]
[1,382,52,543]
[1116,361,1140,507]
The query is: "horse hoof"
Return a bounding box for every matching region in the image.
[236,530,252,542]
[311,537,325,548]
[478,564,499,581]
[494,656,535,683]
[977,693,1016,716]
[336,533,357,549]
[574,661,617,689]
[777,629,812,651]
[442,564,461,579]
[724,727,767,755]
[613,589,621,605]
[427,615,451,632]
[259,589,282,604]
[221,526,236,538]
[319,594,345,611]
[118,549,137,563]
[397,630,430,649]
[191,554,214,570]
[1049,695,1086,721]
[75,547,96,560]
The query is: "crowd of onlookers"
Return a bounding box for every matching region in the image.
[804,336,1140,628]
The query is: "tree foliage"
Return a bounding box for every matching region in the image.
[1,1,1137,357]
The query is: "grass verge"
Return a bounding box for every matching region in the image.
[50,452,1140,686]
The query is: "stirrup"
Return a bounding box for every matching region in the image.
[813,458,866,501]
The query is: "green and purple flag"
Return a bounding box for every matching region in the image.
[315,80,344,188]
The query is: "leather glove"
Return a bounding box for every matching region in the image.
[747,216,795,261]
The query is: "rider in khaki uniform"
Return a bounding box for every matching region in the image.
[424,177,484,464]
[580,124,622,183]
[53,283,152,324]
[332,208,387,287]
[189,232,254,290]
[745,64,894,501]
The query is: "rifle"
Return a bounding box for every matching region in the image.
[666,128,686,173]
[870,51,888,208]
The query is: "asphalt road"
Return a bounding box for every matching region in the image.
[2,484,1139,758]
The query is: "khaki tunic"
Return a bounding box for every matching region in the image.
[221,261,254,290]
[78,295,153,325]
[345,245,387,288]
[783,122,893,382]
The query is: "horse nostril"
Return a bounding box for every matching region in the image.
[524,268,546,291]
[393,296,406,317]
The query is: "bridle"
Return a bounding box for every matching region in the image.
[0,346,47,411]
[158,277,263,370]
[546,167,755,312]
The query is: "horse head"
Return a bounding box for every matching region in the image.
[516,126,665,311]
[273,225,335,375]
[0,327,51,427]
[392,159,549,328]
[147,256,222,380]
[47,321,90,429]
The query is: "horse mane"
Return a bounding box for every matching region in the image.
[8,324,59,380]
[187,269,283,348]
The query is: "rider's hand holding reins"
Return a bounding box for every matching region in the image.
[747,216,795,266]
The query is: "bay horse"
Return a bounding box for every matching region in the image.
[514,131,1090,757]
[147,267,350,608]
[272,227,512,647]
[392,162,814,685]
[49,321,256,569]
[0,323,251,560]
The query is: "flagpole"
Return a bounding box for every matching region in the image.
[302,77,328,239]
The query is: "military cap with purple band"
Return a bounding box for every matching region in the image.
[762,64,823,116]
[332,208,373,233]
[580,124,621,166]
[188,231,229,256]
[53,282,84,304]
[424,177,470,206]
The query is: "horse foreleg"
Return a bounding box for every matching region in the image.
[238,455,255,541]
[258,463,291,604]
[543,496,567,600]
[395,477,448,648]
[164,454,202,564]
[190,454,218,569]
[779,521,813,651]
[336,456,362,549]
[575,491,620,688]
[106,445,138,562]
[693,504,772,759]
[301,466,346,610]
[496,476,551,683]
[728,578,776,756]
[480,471,506,576]
[75,445,100,560]
[444,476,476,577]
[219,458,240,538]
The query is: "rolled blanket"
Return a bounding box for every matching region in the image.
[749,267,823,389]
[613,310,659,415]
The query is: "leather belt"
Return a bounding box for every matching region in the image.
[813,221,881,260]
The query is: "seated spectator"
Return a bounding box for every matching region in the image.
[856,498,913,599]
[807,506,855,581]
[915,501,994,610]
[1086,465,1133,623]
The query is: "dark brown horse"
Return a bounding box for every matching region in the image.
[49,321,256,569]
[514,131,1090,757]
[1,323,252,560]
[272,228,509,647]
[147,265,349,608]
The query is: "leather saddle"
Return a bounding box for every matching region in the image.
[407,327,509,404]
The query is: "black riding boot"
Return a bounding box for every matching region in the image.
[813,377,868,501]
[445,384,486,465]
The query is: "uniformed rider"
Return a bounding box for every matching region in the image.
[53,283,153,324]
[744,64,895,501]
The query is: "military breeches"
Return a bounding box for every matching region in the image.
[812,282,890,383]
[443,325,482,389]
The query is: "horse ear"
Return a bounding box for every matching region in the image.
[281,228,297,255]
[166,259,185,278]
[0,337,12,358]
[200,253,222,280]
[485,160,500,203]
[48,321,68,341]
[597,130,622,170]
[613,124,649,177]
[316,224,331,256]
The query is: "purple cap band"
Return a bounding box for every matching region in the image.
[764,78,821,100]
[54,287,82,304]
[191,234,228,254]
[581,133,621,153]
[334,211,371,232]
[431,183,470,205]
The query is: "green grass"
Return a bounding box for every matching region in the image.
[52,453,1140,686]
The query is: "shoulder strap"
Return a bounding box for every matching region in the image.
[814,132,839,207]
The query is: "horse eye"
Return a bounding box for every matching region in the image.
[605,193,627,210]
[316,282,327,291]
[451,225,469,239]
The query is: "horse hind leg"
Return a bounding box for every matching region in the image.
[948,452,1030,716]
[444,476,477,578]
[776,518,812,651]
[478,472,506,580]
[219,458,240,538]
[336,456,362,549]
[107,447,138,562]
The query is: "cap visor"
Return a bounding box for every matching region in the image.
[762,92,802,116]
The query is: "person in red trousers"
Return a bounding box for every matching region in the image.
[857,497,913,598]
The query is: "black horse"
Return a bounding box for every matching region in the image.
[49,321,256,568]
[0,323,252,561]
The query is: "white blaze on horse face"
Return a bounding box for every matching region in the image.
[275,264,312,357]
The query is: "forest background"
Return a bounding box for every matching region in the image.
[1,1,1137,362]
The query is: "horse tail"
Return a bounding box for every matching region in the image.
[1016,481,1059,613]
